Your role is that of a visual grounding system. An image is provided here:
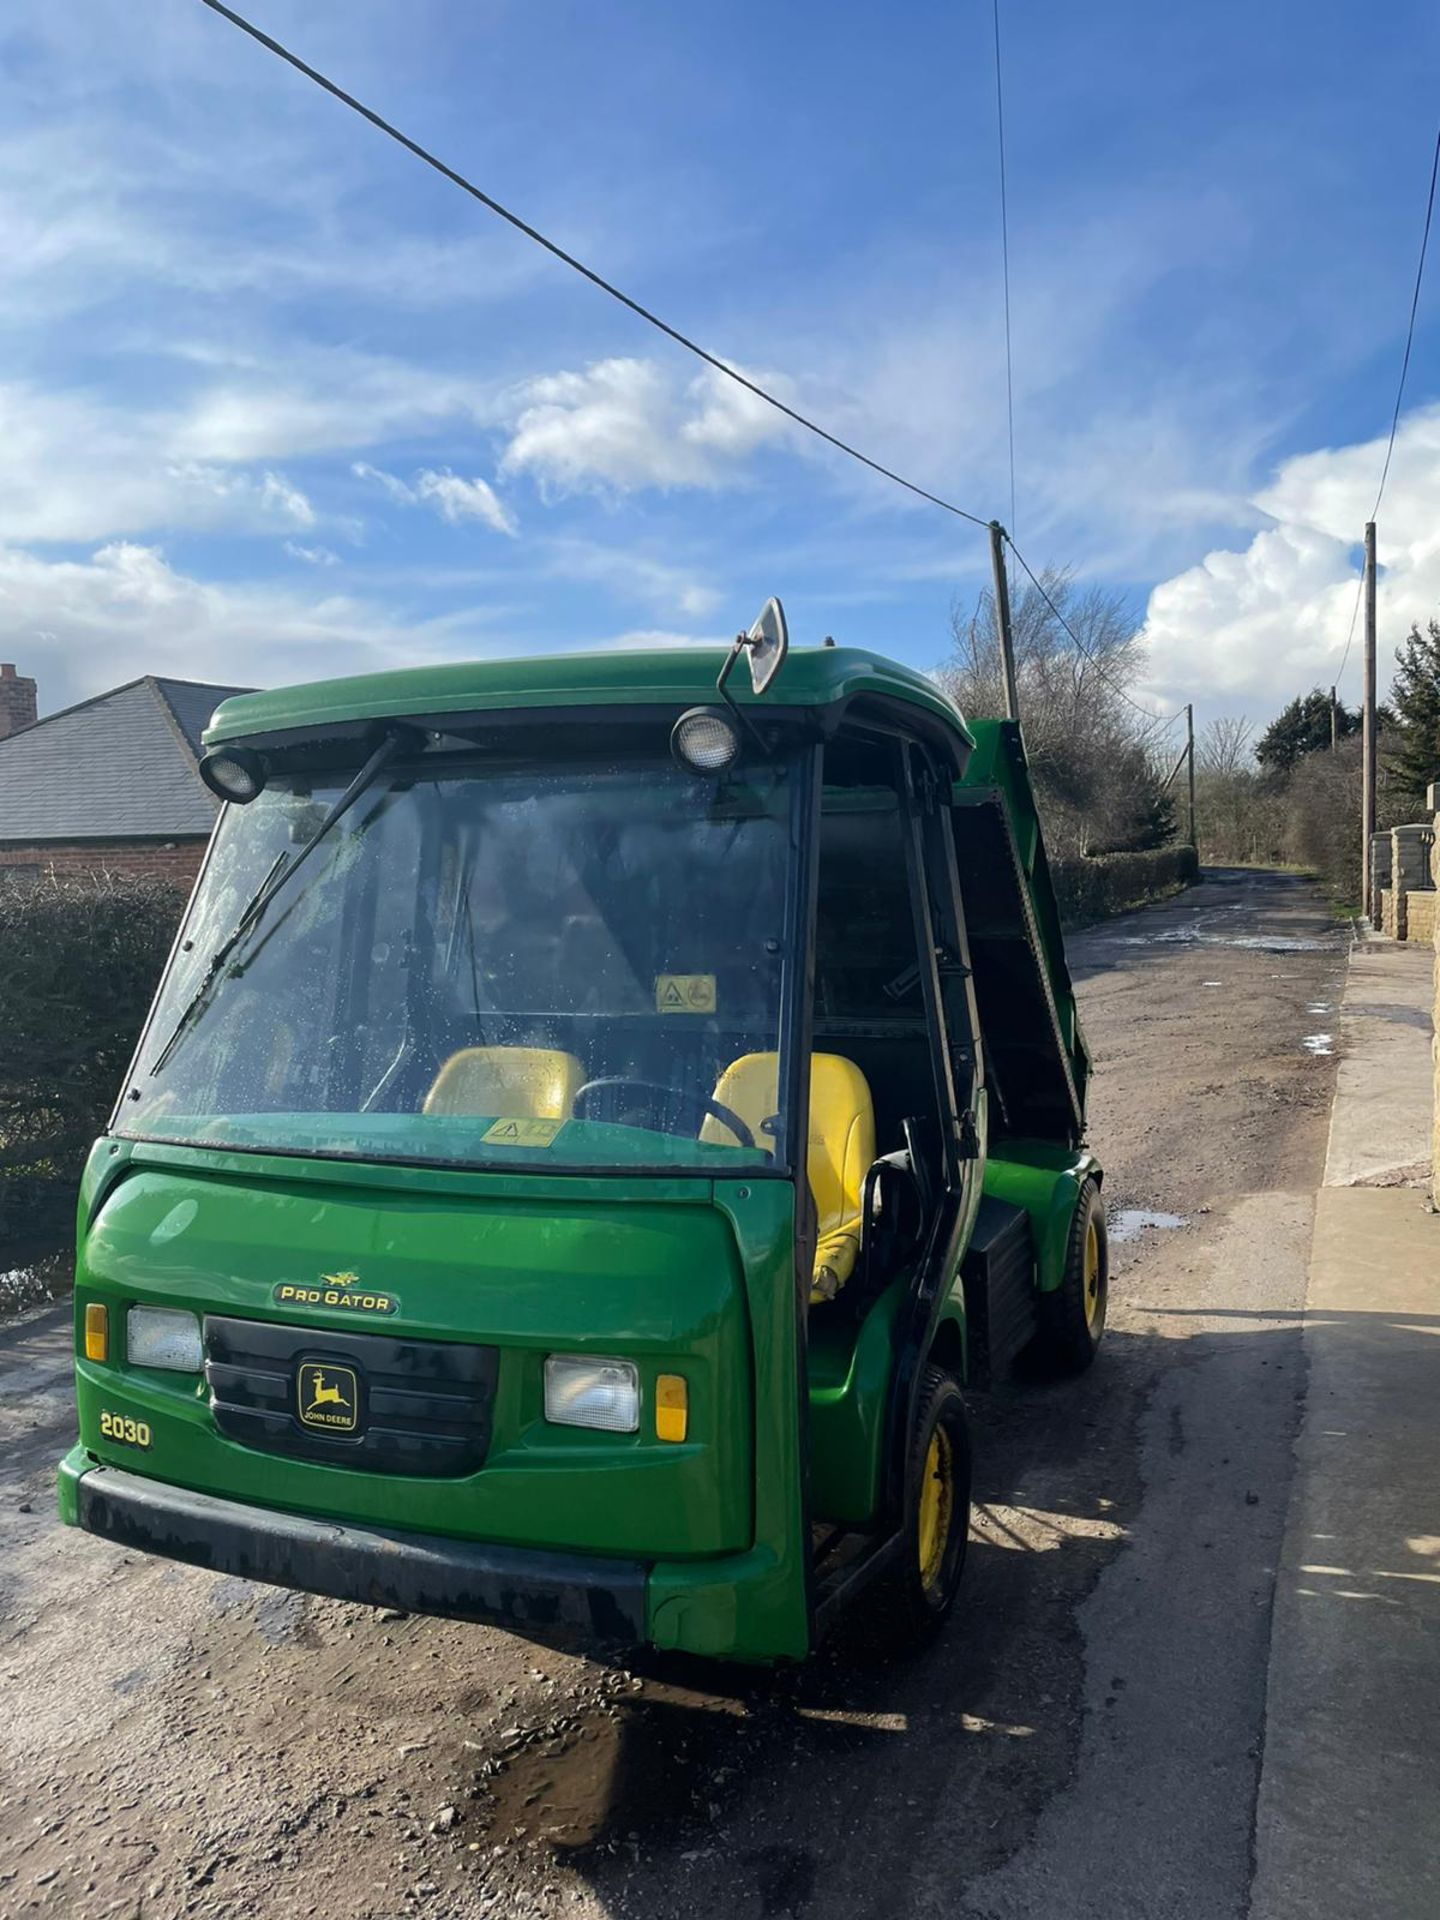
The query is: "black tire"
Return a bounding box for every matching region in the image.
[1037,1176,1108,1374]
[881,1366,972,1647]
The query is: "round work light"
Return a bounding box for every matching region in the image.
[671,707,739,774]
[199,745,266,805]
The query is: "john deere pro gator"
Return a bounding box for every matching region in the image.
[59,604,1105,1663]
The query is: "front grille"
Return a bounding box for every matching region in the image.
[204,1316,499,1478]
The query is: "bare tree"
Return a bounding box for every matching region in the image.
[1191,715,1284,867]
[939,568,1172,858]
[1197,715,1253,778]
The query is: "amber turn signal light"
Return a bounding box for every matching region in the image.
[655,1373,688,1444]
[84,1302,109,1362]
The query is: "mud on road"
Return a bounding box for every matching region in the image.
[0,868,1347,1920]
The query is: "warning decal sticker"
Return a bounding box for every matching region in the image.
[654,974,717,1014]
[481,1117,564,1147]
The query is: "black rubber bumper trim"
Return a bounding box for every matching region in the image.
[77,1465,646,1645]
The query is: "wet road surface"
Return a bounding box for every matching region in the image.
[0,868,1347,1920]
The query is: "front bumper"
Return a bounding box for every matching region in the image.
[62,1450,645,1646]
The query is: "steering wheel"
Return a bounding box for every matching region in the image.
[571,1076,756,1149]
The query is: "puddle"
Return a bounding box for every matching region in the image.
[0,1250,73,1315]
[1109,1209,1188,1244]
[1112,930,1327,954]
[479,1706,626,1850]
[469,1679,754,1858]
[1226,935,1328,952]
[1306,1002,1332,1014]
[1200,980,1223,988]
[1303,1033,1334,1056]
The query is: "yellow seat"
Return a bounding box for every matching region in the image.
[702,1052,876,1303]
[422,1046,585,1120]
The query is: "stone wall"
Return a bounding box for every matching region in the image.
[1409,891,1437,948]
[1374,825,1438,944]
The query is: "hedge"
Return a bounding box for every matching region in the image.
[0,872,186,1242]
[1051,844,1199,926]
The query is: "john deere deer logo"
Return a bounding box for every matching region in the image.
[297,1361,359,1433]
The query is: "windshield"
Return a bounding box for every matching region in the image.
[119,751,800,1173]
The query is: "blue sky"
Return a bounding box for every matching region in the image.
[6,0,1440,733]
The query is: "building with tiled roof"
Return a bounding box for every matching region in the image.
[0,665,255,887]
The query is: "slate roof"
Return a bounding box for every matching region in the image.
[0,676,254,842]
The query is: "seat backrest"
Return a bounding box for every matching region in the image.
[422,1046,585,1119]
[704,1051,875,1240]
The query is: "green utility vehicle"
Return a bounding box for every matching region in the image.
[59,607,1106,1663]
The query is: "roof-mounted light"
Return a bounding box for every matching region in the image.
[671,707,739,774]
[199,745,266,805]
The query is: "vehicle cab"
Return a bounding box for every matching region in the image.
[59,615,1103,1662]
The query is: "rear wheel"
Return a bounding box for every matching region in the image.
[1037,1176,1108,1373]
[882,1366,971,1645]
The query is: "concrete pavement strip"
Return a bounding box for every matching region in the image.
[1252,936,1440,1920]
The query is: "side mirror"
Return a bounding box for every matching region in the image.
[745,596,789,695]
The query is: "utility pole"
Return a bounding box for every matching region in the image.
[989,520,1020,725]
[1330,684,1339,751]
[1361,521,1377,922]
[1186,702,1196,850]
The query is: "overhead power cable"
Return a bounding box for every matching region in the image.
[1003,533,1178,730]
[992,0,1017,540]
[1369,121,1440,524]
[1335,119,1440,684]
[195,0,992,531]
[1335,573,1365,686]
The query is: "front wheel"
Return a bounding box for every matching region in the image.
[1037,1175,1108,1374]
[882,1366,972,1646]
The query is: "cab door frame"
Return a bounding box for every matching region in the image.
[880,731,987,1525]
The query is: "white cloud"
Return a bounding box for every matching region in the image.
[1140,405,1440,707]
[259,472,316,528]
[0,384,332,542]
[284,541,340,567]
[544,537,721,619]
[499,357,795,495]
[414,469,517,536]
[352,462,516,536]
[4,541,501,715]
[172,354,500,465]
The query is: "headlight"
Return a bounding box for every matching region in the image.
[543,1355,639,1433]
[198,745,266,804]
[671,707,739,773]
[127,1306,203,1372]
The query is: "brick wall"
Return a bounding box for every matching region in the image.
[0,839,207,887]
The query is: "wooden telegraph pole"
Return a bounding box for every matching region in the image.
[1361,522,1378,922]
[989,521,1020,725]
[1186,702,1196,849]
[1330,685,1339,750]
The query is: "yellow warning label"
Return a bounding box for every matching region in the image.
[655,973,717,1014]
[481,1116,564,1147]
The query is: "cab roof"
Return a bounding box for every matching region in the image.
[203,645,972,750]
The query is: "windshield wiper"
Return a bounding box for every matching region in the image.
[148,730,410,1075]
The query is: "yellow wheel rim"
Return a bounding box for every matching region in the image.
[917,1425,953,1590]
[1083,1218,1104,1336]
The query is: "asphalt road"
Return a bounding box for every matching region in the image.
[0,868,1348,1920]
